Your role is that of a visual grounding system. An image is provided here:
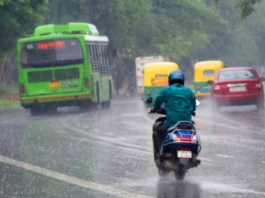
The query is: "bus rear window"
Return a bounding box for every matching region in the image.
[21,39,83,68]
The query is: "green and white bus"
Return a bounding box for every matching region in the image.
[17,22,115,115]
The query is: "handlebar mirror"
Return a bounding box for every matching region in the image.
[145,97,153,104]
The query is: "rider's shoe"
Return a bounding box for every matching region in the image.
[196,159,201,166]
[154,153,161,166]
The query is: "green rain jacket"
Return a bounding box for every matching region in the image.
[153,84,196,127]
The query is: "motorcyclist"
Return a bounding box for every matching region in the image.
[125,73,136,97]
[150,70,196,161]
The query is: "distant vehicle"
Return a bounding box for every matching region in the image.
[194,60,225,100]
[208,67,265,113]
[17,23,115,115]
[135,56,168,97]
[143,62,179,106]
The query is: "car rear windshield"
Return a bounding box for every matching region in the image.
[21,38,83,68]
[218,69,256,80]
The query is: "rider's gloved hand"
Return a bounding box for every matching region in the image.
[149,108,157,114]
[157,108,166,114]
[192,112,196,116]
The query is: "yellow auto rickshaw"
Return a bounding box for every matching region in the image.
[143,62,179,105]
[194,60,225,99]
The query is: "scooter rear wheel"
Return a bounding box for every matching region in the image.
[158,168,169,177]
[175,165,186,180]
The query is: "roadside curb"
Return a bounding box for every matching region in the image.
[0,94,19,101]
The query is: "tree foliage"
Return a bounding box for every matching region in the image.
[0,0,49,57]
[1,0,265,84]
[215,0,261,18]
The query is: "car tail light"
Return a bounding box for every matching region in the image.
[255,83,262,88]
[19,84,25,94]
[85,78,89,89]
[214,85,221,90]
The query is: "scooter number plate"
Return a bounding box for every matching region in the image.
[177,151,192,158]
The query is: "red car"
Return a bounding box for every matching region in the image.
[209,67,265,113]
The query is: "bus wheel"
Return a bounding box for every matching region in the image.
[101,81,112,109]
[101,101,110,109]
[109,80,112,100]
[30,107,41,116]
[96,82,100,104]
[80,101,95,112]
[47,106,57,114]
[93,82,100,110]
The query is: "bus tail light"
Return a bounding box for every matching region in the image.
[85,78,89,89]
[19,84,25,94]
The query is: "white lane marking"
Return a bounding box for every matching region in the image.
[200,181,265,196]
[199,157,213,162]
[214,114,265,132]
[194,117,265,135]
[145,111,265,137]
[215,154,234,158]
[201,162,215,166]
[62,120,153,155]
[0,154,151,198]
[0,116,23,125]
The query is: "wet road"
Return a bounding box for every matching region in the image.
[0,98,265,198]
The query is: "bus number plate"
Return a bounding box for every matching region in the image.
[62,81,71,88]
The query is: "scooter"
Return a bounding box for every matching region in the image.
[149,101,201,180]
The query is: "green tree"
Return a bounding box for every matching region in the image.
[215,0,261,18]
[151,0,230,73]
[0,0,49,57]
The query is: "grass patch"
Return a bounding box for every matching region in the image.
[0,99,20,108]
[0,84,18,94]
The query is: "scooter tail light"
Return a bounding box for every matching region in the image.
[176,134,193,142]
[174,135,181,142]
[181,147,188,151]
[192,135,197,143]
